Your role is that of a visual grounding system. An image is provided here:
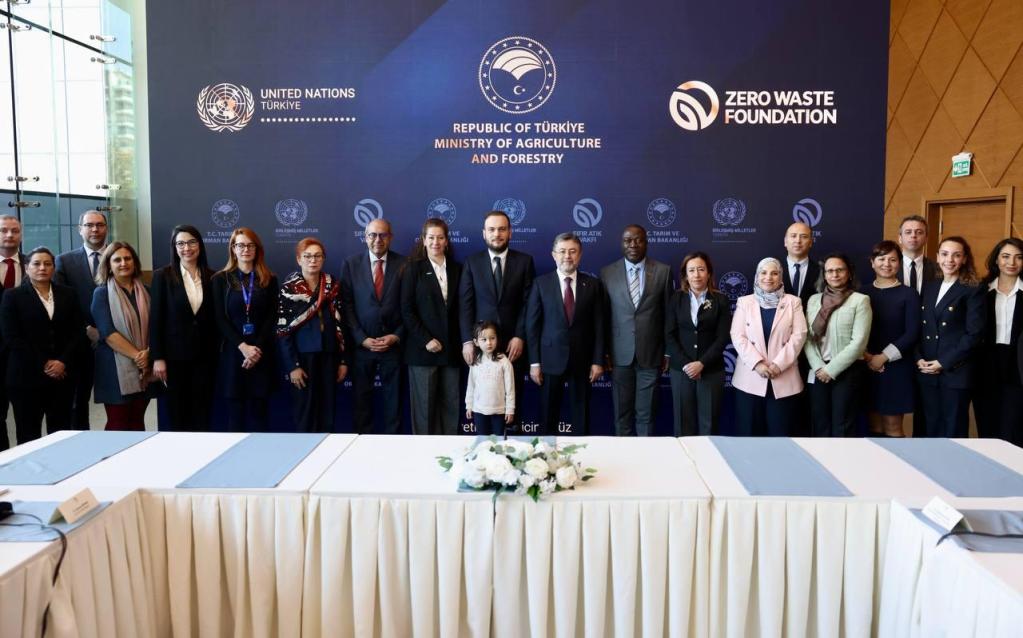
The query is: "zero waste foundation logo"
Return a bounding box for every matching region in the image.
[427,198,457,225]
[669,81,719,131]
[573,198,602,228]
[792,197,823,228]
[479,36,556,114]
[197,83,255,132]
[646,198,677,228]
[274,199,308,227]
[211,199,240,228]
[493,198,527,226]
[354,198,384,228]
[723,345,738,387]
[712,198,746,226]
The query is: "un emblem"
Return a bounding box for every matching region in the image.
[669,81,719,131]
[211,199,240,229]
[353,198,384,228]
[712,198,746,226]
[646,198,677,228]
[573,198,602,229]
[275,198,308,227]
[196,83,255,133]
[479,36,556,114]
[493,198,526,226]
[718,271,749,302]
[792,197,823,227]
[426,198,457,225]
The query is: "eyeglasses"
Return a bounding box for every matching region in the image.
[365,232,391,241]
[301,253,325,261]
[81,223,108,230]
[554,248,580,257]
[175,239,199,248]
[824,268,848,275]
[233,242,256,251]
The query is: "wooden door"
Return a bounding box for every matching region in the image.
[938,200,1007,261]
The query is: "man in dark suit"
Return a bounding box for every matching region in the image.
[54,210,108,430]
[340,218,407,434]
[896,215,937,294]
[600,225,672,436]
[0,215,25,450]
[780,221,817,437]
[527,232,605,435]
[458,210,535,429]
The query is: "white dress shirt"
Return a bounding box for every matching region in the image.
[787,257,809,297]
[990,278,1023,345]
[937,280,956,307]
[689,289,707,326]
[1,253,22,287]
[181,264,204,314]
[902,255,925,294]
[488,248,508,276]
[429,257,448,302]
[626,259,646,300]
[369,251,387,276]
[558,271,577,301]
[36,285,54,319]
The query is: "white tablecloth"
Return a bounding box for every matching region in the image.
[304,435,711,638]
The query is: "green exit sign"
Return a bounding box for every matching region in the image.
[952,152,972,178]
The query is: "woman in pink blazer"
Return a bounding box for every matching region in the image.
[730,257,808,435]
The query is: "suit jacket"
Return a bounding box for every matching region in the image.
[782,258,820,308]
[55,246,99,324]
[148,265,218,362]
[458,248,535,349]
[0,282,85,388]
[400,257,462,367]
[898,256,938,293]
[526,270,605,376]
[982,285,1023,383]
[600,258,672,368]
[340,251,406,355]
[730,294,807,399]
[804,292,872,379]
[664,289,731,373]
[917,280,985,389]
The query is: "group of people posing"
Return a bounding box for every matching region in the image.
[0,210,1020,448]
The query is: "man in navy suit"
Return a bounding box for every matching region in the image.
[780,221,818,436]
[527,232,605,435]
[458,210,535,430]
[340,218,407,434]
[54,210,108,431]
[0,215,25,450]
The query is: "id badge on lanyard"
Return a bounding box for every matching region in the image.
[240,270,256,335]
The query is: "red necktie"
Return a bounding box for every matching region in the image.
[563,277,575,326]
[2,258,13,289]
[373,259,384,300]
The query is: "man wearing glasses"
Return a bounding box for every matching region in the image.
[340,218,407,433]
[55,210,109,430]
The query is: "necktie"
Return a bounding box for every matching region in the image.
[493,256,503,300]
[91,251,100,276]
[909,261,917,292]
[373,259,384,300]
[629,266,641,308]
[2,258,13,289]
[792,263,801,297]
[563,277,575,326]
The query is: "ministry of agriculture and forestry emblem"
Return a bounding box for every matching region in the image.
[712,197,746,226]
[718,271,749,303]
[646,198,677,228]
[479,36,556,114]
[275,198,308,227]
[492,198,526,226]
[426,198,457,225]
[211,199,240,228]
[196,83,255,132]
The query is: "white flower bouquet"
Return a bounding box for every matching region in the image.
[437,437,597,502]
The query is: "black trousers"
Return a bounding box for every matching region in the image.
[9,379,73,446]
[69,347,95,430]
[974,383,1023,446]
[670,368,724,436]
[0,369,8,451]
[227,398,268,432]
[162,357,215,431]
[539,367,591,435]
[472,412,506,436]
[918,379,971,438]
[810,362,865,437]
[289,352,339,433]
[352,351,402,434]
[734,385,800,437]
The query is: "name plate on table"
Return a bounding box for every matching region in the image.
[0,500,112,542]
[52,488,101,524]
[921,496,970,533]
[911,508,1023,553]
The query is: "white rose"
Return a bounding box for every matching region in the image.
[518,473,536,489]
[533,441,551,455]
[524,457,549,479]
[484,455,514,482]
[539,478,557,495]
[500,469,520,486]
[461,465,486,488]
[500,439,533,461]
[473,440,496,456]
[555,465,578,489]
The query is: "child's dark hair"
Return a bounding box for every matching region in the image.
[471,320,503,365]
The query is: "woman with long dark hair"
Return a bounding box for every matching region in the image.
[149,224,219,430]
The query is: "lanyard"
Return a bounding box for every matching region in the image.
[239,270,255,321]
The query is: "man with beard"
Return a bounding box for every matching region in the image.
[0,215,25,448]
[779,221,819,436]
[55,210,109,431]
[527,232,605,435]
[458,210,535,431]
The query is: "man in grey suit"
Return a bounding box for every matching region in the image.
[54,210,108,430]
[600,225,672,436]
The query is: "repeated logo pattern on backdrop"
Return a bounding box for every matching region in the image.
[150,0,887,434]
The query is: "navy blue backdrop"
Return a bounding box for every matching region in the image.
[147,0,888,434]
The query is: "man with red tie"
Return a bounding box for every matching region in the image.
[526,232,605,435]
[0,215,25,450]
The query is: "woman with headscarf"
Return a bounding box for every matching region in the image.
[803,253,872,437]
[730,257,808,436]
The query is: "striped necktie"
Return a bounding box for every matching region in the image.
[629,266,641,308]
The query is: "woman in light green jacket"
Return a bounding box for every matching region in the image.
[804,253,872,437]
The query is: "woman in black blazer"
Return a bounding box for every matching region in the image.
[401,218,462,434]
[149,224,219,431]
[212,228,279,432]
[916,236,986,438]
[975,238,1023,445]
[665,251,731,435]
[0,247,86,444]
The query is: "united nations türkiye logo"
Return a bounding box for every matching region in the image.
[197,83,255,132]
[426,198,457,225]
[493,198,526,226]
[353,198,383,228]
[211,199,240,228]
[275,198,308,227]
[712,198,746,226]
[646,198,676,228]
[573,198,602,228]
[479,36,556,114]
[792,197,823,228]
[718,271,748,303]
